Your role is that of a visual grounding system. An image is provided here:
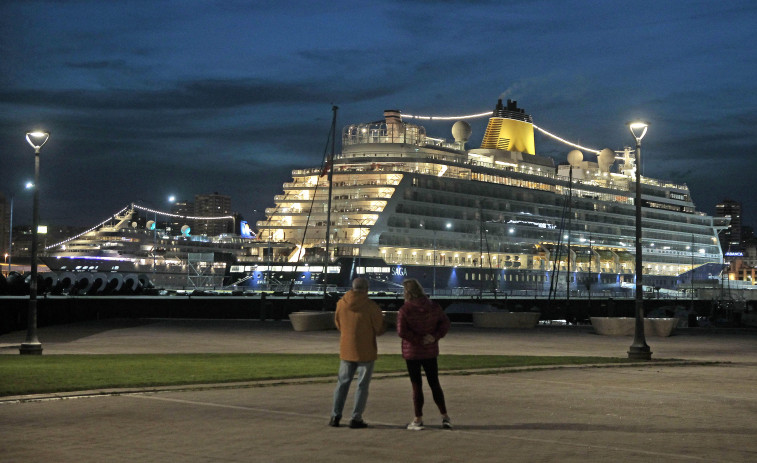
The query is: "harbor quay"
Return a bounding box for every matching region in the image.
[1,318,757,462]
[0,293,735,336]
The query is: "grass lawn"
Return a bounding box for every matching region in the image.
[0,354,630,397]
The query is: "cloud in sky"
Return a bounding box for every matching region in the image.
[1,0,757,230]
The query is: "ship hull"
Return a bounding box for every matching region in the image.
[228,257,723,296]
[41,256,230,291]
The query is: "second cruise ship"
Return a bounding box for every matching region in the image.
[230,99,726,295]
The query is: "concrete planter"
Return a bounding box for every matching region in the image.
[473,312,540,329]
[590,317,679,337]
[289,311,336,332]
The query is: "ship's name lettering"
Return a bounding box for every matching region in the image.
[391,267,407,277]
[75,265,99,271]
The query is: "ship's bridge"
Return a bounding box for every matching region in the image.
[342,120,425,146]
[342,109,462,152]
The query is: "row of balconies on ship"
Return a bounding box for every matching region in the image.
[378,220,721,261]
[273,191,393,202]
[374,249,670,275]
[262,205,386,218]
[300,153,657,195]
[282,166,685,212]
[286,147,694,202]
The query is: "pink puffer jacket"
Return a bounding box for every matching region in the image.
[397,296,450,360]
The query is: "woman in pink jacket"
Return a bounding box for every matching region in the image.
[397,278,452,430]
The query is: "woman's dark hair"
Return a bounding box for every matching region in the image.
[402,278,425,301]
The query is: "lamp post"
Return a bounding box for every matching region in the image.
[432,230,437,296]
[6,195,13,276]
[437,222,452,295]
[689,235,694,314]
[151,209,157,273]
[627,122,652,360]
[20,131,49,355]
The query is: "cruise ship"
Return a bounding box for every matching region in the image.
[41,204,255,292]
[228,99,726,295]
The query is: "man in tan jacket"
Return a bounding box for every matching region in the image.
[329,277,386,428]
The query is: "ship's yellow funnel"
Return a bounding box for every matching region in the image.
[480,99,535,155]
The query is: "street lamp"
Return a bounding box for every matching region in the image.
[432,230,437,296]
[20,131,49,355]
[5,195,13,277]
[627,121,652,360]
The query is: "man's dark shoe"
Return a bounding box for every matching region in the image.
[349,419,368,429]
[328,416,340,427]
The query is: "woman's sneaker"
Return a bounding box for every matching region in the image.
[406,420,424,430]
[442,417,453,429]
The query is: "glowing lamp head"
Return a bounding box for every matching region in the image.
[25,131,50,151]
[628,121,649,142]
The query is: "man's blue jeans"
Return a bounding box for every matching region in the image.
[331,359,375,421]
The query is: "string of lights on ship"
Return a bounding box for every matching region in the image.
[46,204,234,250]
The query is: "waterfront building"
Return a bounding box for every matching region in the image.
[716,199,743,253]
[169,200,193,234]
[193,193,232,236]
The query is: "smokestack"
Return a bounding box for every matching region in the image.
[384,109,402,124]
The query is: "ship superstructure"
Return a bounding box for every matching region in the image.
[235,100,725,294]
[42,205,254,290]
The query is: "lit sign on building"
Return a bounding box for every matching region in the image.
[724,251,744,257]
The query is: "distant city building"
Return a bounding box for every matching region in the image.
[726,257,757,286]
[742,243,757,269]
[716,199,757,285]
[716,199,742,253]
[10,224,88,263]
[169,200,194,234]
[741,225,754,245]
[193,193,232,236]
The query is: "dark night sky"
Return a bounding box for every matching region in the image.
[2,1,756,231]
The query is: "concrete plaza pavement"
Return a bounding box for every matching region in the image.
[1,319,757,462]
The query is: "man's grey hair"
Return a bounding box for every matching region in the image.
[352,277,370,291]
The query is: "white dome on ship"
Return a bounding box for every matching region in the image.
[451,120,472,143]
[598,148,615,172]
[567,149,583,167]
